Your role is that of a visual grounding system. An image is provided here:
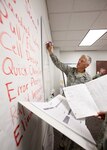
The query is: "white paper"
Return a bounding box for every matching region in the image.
[30,95,96,144]
[63,84,99,119]
[86,75,107,111]
[63,75,107,119]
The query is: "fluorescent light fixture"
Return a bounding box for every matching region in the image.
[79,29,107,46]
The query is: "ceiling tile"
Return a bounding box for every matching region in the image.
[66,30,87,40]
[104,4,107,10]
[46,0,73,13]
[68,12,100,30]
[46,0,107,51]
[49,13,71,31]
[60,46,77,51]
[54,40,79,47]
[93,39,107,47]
[92,11,107,28]
[101,45,107,50]
[52,31,68,40]
[102,33,107,39]
[73,0,107,11]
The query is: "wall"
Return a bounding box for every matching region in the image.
[41,17,54,100]
[0,0,54,150]
[52,50,107,95]
[61,51,107,77]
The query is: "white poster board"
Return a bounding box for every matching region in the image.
[0,0,46,150]
[41,17,53,101]
[19,95,97,150]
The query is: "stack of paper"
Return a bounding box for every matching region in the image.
[63,75,107,119]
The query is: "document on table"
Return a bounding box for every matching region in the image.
[30,95,96,145]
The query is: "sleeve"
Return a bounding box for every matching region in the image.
[85,73,92,82]
[50,53,71,74]
[92,74,99,80]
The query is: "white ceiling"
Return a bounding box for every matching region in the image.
[46,0,107,51]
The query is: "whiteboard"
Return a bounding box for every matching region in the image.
[0,0,45,150]
[41,17,53,101]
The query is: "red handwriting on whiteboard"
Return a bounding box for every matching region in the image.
[25,50,38,64]
[2,57,28,76]
[10,105,33,146]
[12,0,16,4]
[5,81,30,102]
[25,0,37,30]
[10,104,29,126]
[32,86,43,100]
[0,0,8,24]
[30,77,40,87]
[0,0,30,35]
[0,31,39,63]
[9,23,21,41]
[29,65,39,76]
[5,82,17,102]
[17,83,29,96]
[10,101,29,126]
[2,57,40,76]
[14,111,32,146]
[14,124,23,146]
[10,105,23,125]
[0,32,23,58]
